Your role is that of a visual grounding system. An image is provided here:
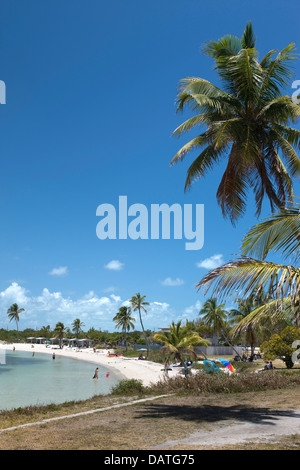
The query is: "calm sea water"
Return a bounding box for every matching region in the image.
[0,350,121,410]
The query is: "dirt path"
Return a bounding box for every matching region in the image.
[151,409,300,449]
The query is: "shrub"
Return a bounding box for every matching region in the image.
[260,326,300,369]
[111,379,145,396]
[150,370,300,395]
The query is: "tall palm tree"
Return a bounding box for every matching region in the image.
[113,306,135,351]
[197,201,300,331]
[153,321,210,371]
[199,298,241,357]
[130,293,150,358]
[171,22,300,223]
[54,322,67,349]
[7,303,25,343]
[72,318,85,337]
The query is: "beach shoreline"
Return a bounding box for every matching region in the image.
[0,342,181,386]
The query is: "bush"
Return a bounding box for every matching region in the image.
[151,370,300,395]
[260,326,300,369]
[111,379,145,396]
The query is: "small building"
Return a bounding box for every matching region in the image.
[26,337,36,344]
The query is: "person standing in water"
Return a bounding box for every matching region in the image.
[93,367,99,379]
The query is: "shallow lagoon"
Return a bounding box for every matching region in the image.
[0,350,121,410]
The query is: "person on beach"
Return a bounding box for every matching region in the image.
[52,352,55,360]
[93,367,99,379]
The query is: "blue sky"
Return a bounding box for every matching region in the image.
[0,0,299,332]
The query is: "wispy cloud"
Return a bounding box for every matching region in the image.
[48,266,68,277]
[161,277,184,287]
[183,300,202,318]
[196,254,224,270]
[102,286,118,293]
[104,260,124,271]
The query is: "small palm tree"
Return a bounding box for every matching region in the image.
[54,322,67,349]
[7,303,24,343]
[113,306,135,351]
[171,22,300,223]
[72,318,85,337]
[39,325,51,339]
[199,298,241,357]
[153,321,210,372]
[130,293,150,358]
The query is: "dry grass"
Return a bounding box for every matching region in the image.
[1,386,300,450]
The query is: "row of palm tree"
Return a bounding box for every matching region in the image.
[4,307,86,345]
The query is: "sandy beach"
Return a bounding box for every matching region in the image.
[0,342,183,387]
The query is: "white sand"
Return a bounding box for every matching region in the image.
[0,342,183,386]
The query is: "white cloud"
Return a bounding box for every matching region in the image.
[0,282,29,306]
[161,277,184,287]
[0,283,123,330]
[0,283,203,332]
[49,266,68,277]
[196,254,224,270]
[104,260,124,271]
[182,300,202,319]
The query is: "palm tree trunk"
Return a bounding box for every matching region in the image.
[221,326,241,359]
[197,349,208,360]
[139,307,149,359]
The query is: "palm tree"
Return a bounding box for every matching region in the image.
[153,321,210,372]
[72,318,85,337]
[54,322,67,349]
[229,297,258,356]
[113,306,135,351]
[199,298,241,357]
[197,201,300,332]
[7,303,24,343]
[130,293,150,358]
[39,325,51,339]
[171,22,300,223]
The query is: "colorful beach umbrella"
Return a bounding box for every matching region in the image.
[217,358,235,373]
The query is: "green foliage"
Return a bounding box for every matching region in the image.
[260,326,300,368]
[110,379,145,396]
[153,320,210,367]
[151,370,300,395]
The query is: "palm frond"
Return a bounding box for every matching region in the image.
[230,297,296,337]
[241,202,300,262]
[196,256,300,306]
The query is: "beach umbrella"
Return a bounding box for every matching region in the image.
[217,358,235,373]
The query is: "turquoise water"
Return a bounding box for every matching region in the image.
[0,350,121,410]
